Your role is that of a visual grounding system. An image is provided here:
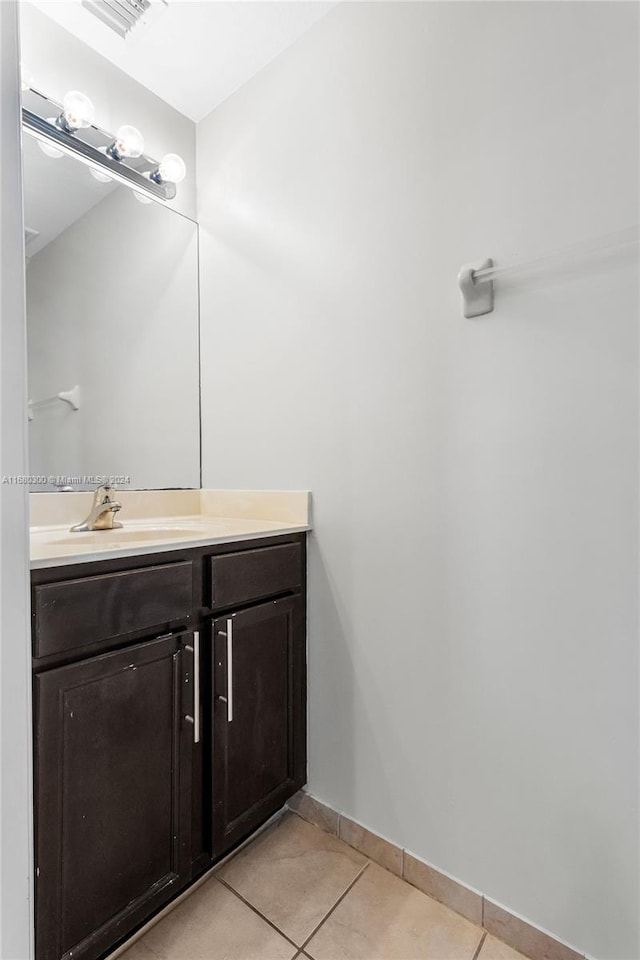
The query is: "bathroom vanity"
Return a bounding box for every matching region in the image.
[20,74,310,959]
[23,77,309,960]
[21,80,311,960]
[31,507,308,960]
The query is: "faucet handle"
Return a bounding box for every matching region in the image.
[94,482,116,503]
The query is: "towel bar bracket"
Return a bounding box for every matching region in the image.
[457,258,494,318]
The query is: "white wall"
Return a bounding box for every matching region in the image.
[20,3,196,220]
[26,183,200,491]
[197,4,639,958]
[0,2,33,957]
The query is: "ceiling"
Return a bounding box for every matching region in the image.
[27,0,336,123]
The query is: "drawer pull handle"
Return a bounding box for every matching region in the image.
[184,631,200,743]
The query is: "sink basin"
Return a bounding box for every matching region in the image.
[47,526,211,546]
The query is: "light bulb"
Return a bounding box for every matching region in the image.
[37,140,64,159]
[133,191,153,205]
[153,153,186,184]
[90,167,112,183]
[107,125,144,161]
[58,90,95,132]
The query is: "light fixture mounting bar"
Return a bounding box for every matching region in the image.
[21,88,176,202]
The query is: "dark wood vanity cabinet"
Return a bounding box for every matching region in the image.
[31,533,306,960]
[34,633,193,960]
[212,594,306,856]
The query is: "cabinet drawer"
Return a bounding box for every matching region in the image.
[33,561,193,659]
[210,542,302,610]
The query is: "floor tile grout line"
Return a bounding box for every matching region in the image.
[293,800,587,960]
[126,937,162,960]
[114,819,291,960]
[215,875,301,952]
[472,930,488,960]
[299,860,371,953]
[121,812,495,960]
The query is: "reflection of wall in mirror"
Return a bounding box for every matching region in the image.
[26,187,200,490]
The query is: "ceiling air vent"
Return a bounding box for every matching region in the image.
[81,0,168,40]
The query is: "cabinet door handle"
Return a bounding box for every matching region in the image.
[184,631,200,743]
[226,618,233,723]
[218,618,234,723]
[193,630,200,743]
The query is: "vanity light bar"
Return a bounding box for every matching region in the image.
[21,87,179,203]
[24,127,169,205]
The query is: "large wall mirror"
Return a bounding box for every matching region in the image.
[24,132,200,491]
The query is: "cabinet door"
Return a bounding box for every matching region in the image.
[34,633,193,960]
[212,596,306,856]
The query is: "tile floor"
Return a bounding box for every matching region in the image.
[120,812,529,960]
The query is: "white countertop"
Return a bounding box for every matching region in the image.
[30,490,311,569]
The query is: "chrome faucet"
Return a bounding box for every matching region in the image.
[70,484,122,532]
